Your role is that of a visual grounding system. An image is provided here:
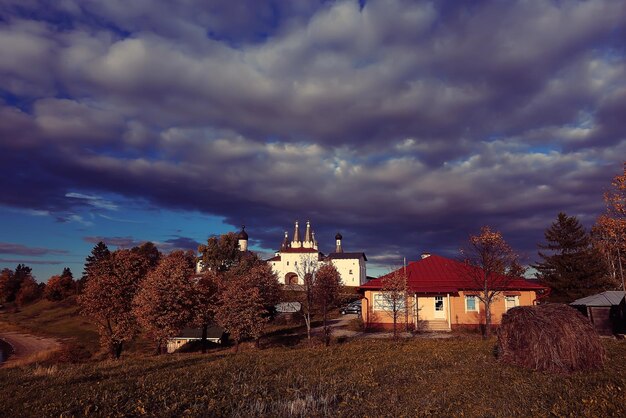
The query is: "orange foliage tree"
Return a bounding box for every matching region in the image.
[133,251,197,354]
[461,226,519,338]
[215,276,267,353]
[594,162,626,291]
[45,268,76,301]
[79,249,150,359]
[313,263,343,346]
[193,270,220,353]
[15,276,42,307]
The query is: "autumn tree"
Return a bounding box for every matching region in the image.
[215,276,267,353]
[44,268,76,301]
[378,269,410,339]
[133,251,197,354]
[535,213,611,302]
[290,253,321,342]
[593,162,626,291]
[313,263,343,346]
[132,241,161,271]
[592,215,625,291]
[0,268,14,303]
[80,241,111,292]
[193,270,220,353]
[460,226,519,338]
[198,232,241,272]
[79,249,150,359]
[15,276,42,307]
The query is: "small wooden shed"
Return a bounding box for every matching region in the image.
[570,291,626,336]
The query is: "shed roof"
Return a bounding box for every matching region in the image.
[570,291,626,307]
[174,326,225,339]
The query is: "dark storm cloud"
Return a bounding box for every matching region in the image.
[1,0,625,271]
[161,236,202,252]
[83,236,143,248]
[0,258,64,266]
[0,243,69,256]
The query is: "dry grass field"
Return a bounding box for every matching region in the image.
[1,336,624,417]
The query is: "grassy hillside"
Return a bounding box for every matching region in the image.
[0,298,100,353]
[1,337,624,417]
[0,298,156,357]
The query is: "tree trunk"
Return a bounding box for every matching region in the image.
[323,303,330,347]
[233,340,239,354]
[113,341,123,359]
[393,312,398,340]
[201,324,208,354]
[484,302,491,339]
[155,341,162,355]
[305,311,312,342]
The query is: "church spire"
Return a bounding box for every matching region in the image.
[281,231,289,251]
[291,220,301,248]
[304,220,312,243]
[335,232,343,253]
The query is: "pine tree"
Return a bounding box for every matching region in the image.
[534,213,610,302]
[80,241,111,292]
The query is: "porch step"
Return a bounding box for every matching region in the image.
[422,320,450,332]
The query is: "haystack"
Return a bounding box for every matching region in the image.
[497,304,605,373]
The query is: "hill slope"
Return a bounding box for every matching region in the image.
[0,338,624,417]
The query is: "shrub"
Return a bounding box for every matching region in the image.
[497,304,605,373]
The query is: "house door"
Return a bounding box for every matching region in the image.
[434,296,445,319]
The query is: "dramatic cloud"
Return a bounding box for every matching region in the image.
[0,243,69,256]
[1,0,625,271]
[83,236,143,249]
[0,258,64,266]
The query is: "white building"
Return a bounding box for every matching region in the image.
[267,221,367,287]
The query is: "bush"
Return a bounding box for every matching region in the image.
[497,304,605,373]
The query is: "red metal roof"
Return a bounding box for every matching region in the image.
[359,254,548,294]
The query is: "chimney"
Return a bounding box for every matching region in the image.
[420,252,431,259]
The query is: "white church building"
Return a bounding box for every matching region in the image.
[266,221,367,287]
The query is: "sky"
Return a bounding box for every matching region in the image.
[0,0,625,281]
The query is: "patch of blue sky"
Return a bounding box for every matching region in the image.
[527,144,561,155]
[0,196,239,281]
[0,89,34,112]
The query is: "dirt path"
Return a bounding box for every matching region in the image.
[0,331,61,367]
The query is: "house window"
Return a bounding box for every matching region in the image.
[373,293,405,311]
[349,269,353,274]
[294,261,298,266]
[286,261,289,266]
[505,296,519,311]
[465,295,479,312]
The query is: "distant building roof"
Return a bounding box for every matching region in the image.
[280,247,320,254]
[173,326,225,340]
[326,252,367,261]
[570,291,626,307]
[359,254,548,294]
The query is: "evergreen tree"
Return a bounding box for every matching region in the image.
[534,213,611,302]
[80,241,111,292]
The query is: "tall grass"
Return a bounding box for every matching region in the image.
[0,337,624,417]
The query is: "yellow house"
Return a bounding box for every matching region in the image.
[359,254,548,331]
